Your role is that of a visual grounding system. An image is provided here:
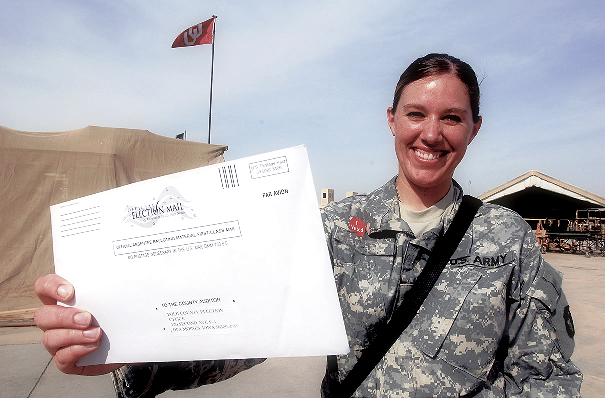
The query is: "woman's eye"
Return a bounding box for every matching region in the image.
[407,112,424,119]
[443,115,462,123]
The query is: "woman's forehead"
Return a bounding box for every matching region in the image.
[400,74,471,105]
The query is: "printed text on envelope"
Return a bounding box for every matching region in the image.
[112,220,242,257]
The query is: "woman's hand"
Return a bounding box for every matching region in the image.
[34,274,122,375]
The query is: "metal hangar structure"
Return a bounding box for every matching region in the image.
[478,170,605,256]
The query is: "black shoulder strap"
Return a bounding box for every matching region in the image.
[333,195,482,398]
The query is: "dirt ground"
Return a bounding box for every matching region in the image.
[544,252,605,398]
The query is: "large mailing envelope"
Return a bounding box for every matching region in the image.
[51,145,349,365]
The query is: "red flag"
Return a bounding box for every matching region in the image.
[172,17,214,48]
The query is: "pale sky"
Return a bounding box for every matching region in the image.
[2,0,604,201]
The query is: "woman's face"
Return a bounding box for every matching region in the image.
[387,72,481,196]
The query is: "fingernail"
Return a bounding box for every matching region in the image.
[74,312,91,326]
[57,284,73,300]
[82,327,101,339]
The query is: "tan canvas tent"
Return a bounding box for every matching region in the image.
[0,125,227,322]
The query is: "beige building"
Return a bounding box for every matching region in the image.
[320,188,334,209]
[319,189,358,209]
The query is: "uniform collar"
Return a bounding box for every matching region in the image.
[358,176,465,238]
[357,176,402,236]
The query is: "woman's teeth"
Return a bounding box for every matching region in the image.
[414,149,442,160]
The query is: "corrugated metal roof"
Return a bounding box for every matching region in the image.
[478,170,605,207]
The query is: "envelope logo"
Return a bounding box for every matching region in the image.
[124,186,195,228]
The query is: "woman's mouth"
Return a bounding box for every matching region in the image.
[413,148,444,160]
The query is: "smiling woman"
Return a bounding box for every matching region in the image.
[319,53,582,398]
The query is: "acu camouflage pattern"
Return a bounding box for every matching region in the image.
[111,358,265,397]
[320,176,582,397]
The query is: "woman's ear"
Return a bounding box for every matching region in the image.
[469,116,482,144]
[387,107,395,136]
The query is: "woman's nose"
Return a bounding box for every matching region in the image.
[420,117,443,144]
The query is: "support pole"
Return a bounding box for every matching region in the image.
[207,15,217,144]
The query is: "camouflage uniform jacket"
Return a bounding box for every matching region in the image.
[112,177,582,397]
[320,177,582,397]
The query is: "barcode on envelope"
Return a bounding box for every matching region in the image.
[219,165,239,189]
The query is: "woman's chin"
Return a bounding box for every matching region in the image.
[399,173,453,197]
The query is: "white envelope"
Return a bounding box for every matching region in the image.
[51,145,349,365]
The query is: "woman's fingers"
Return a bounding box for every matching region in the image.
[34,274,74,305]
[53,344,123,376]
[34,305,92,331]
[42,326,102,356]
[33,273,123,376]
[42,325,122,376]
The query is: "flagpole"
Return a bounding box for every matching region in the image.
[207,15,217,144]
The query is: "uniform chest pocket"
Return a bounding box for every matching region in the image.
[407,265,512,381]
[332,228,397,291]
[332,227,396,264]
[331,227,398,343]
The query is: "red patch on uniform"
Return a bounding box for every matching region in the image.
[349,217,366,237]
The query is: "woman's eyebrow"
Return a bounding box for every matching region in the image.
[443,107,468,114]
[401,104,468,114]
[400,103,424,109]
